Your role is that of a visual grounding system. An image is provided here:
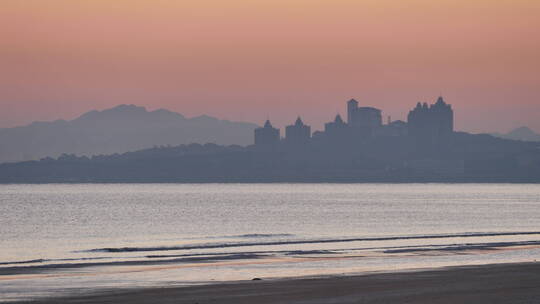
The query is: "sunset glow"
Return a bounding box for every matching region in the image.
[1,0,539,132]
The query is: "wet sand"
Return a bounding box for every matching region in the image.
[24,262,540,304]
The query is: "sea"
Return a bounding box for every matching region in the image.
[1,183,540,302]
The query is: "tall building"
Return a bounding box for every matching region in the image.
[347,99,359,124]
[323,114,350,141]
[254,120,280,146]
[285,117,311,144]
[430,96,454,136]
[347,99,382,136]
[407,96,454,141]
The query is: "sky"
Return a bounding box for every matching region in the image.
[1,0,539,133]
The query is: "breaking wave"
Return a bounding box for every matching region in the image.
[82,231,540,253]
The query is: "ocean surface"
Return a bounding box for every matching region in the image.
[1,183,540,302]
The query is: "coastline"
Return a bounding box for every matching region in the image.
[22,262,540,304]
[2,179,540,184]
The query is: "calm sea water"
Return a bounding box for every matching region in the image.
[1,183,540,302]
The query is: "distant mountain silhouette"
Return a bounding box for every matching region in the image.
[491,127,540,142]
[0,105,258,163]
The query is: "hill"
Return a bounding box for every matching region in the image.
[491,127,540,142]
[1,132,539,183]
[0,105,258,163]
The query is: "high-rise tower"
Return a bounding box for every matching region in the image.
[285,117,311,144]
[407,96,454,142]
[254,120,280,146]
[347,99,359,124]
[347,99,382,136]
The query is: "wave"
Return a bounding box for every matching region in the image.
[0,249,335,269]
[0,253,265,276]
[0,259,45,266]
[3,239,539,276]
[83,231,540,253]
[0,256,113,267]
[383,240,540,254]
[146,249,337,259]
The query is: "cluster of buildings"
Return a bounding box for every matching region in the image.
[254,97,454,146]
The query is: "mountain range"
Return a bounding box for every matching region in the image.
[0,105,258,163]
[491,127,540,142]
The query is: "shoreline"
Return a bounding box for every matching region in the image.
[2,180,540,184]
[21,262,540,304]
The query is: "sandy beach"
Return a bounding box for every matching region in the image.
[22,262,540,304]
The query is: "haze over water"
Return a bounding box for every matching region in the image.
[1,183,540,302]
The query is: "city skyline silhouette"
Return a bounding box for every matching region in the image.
[1,95,539,183]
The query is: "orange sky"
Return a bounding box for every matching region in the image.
[1,0,539,132]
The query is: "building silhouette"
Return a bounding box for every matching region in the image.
[285,117,311,144]
[377,119,408,137]
[347,99,359,124]
[254,120,280,146]
[347,99,383,136]
[253,96,454,146]
[6,94,539,183]
[407,96,453,142]
[323,114,350,142]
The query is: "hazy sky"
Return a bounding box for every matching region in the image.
[1,0,539,133]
